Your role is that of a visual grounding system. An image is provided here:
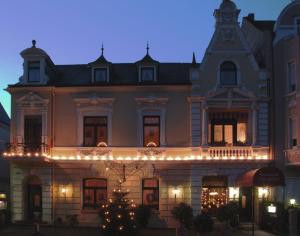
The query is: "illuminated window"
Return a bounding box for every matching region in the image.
[84,117,107,147]
[94,68,108,83]
[143,116,160,147]
[28,61,40,82]
[83,179,107,209]
[141,67,155,82]
[288,62,296,93]
[289,118,297,148]
[210,118,247,146]
[220,61,237,86]
[142,178,159,209]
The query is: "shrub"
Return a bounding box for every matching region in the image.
[193,213,214,233]
[135,205,152,228]
[216,201,239,228]
[171,203,193,229]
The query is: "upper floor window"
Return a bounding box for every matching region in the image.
[143,116,160,147]
[94,68,108,83]
[24,115,42,152]
[288,62,296,93]
[84,116,107,147]
[28,61,40,82]
[209,112,248,146]
[141,67,155,82]
[142,178,159,209]
[289,118,297,148]
[220,61,237,86]
[83,178,107,209]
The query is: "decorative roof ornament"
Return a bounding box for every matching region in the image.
[32,40,36,48]
[135,41,159,64]
[192,52,197,65]
[214,0,240,25]
[101,42,104,56]
[146,41,150,55]
[89,42,111,65]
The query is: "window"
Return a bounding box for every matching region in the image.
[141,67,155,82]
[94,68,108,83]
[24,115,42,152]
[220,61,237,86]
[83,179,107,209]
[209,117,247,146]
[288,62,296,93]
[142,178,159,209]
[143,116,160,147]
[289,118,297,148]
[28,61,40,82]
[84,117,107,147]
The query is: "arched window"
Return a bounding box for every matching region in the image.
[220,61,237,86]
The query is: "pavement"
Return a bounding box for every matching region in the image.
[0,225,277,236]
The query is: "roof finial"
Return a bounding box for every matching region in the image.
[146,41,149,55]
[101,42,104,56]
[32,40,36,48]
[192,52,197,64]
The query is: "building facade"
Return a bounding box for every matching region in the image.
[273,1,300,201]
[0,102,10,207]
[4,0,282,227]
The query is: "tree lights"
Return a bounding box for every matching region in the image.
[99,189,137,236]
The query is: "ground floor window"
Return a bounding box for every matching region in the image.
[83,178,107,209]
[142,178,159,209]
[201,176,228,215]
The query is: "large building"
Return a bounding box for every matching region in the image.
[0,103,10,202]
[3,0,293,227]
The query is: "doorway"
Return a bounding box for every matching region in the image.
[24,176,42,221]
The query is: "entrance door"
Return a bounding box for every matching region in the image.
[239,187,252,222]
[28,184,42,221]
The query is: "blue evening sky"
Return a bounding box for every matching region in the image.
[0,0,289,116]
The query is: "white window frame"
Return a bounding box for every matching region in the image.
[139,66,157,83]
[217,60,241,88]
[74,97,114,147]
[135,97,168,147]
[92,67,109,83]
[15,92,49,146]
[23,58,47,85]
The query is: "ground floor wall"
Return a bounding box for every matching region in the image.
[10,161,271,227]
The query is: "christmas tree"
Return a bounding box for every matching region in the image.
[99,189,137,236]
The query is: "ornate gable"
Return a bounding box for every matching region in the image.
[16,92,49,108]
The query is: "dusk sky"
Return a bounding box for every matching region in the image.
[0,0,289,116]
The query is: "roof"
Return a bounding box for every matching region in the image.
[46,62,194,86]
[244,15,275,32]
[0,103,10,126]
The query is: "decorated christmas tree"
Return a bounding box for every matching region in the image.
[99,189,137,236]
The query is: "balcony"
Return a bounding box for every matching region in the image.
[285,148,300,165]
[3,142,50,160]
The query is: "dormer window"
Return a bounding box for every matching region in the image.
[141,67,155,82]
[93,68,108,83]
[28,61,40,82]
[220,61,237,86]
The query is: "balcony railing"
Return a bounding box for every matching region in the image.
[4,142,50,157]
[207,146,253,158]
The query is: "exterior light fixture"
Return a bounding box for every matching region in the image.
[290,198,296,206]
[229,187,239,201]
[267,204,276,214]
[172,187,181,203]
[258,187,269,199]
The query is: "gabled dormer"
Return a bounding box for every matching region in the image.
[135,43,159,83]
[89,44,111,84]
[20,40,54,85]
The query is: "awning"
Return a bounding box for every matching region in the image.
[236,166,285,187]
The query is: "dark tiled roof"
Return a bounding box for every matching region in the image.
[0,103,10,126]
[50,63,193,86]
[244,15,275,32]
